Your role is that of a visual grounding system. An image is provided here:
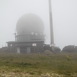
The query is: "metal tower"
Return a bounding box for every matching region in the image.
[49,0,54,46]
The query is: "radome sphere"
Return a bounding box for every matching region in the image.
[16,14,44,42]
[16,14,44,35]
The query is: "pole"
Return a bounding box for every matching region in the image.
[49,0,54,46]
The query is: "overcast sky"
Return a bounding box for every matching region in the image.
[0,0,77,49]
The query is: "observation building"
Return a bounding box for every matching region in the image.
[7,14,45,53]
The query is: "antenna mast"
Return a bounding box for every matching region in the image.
[49,0,54,46]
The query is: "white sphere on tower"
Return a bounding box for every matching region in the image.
[16,13,44,42]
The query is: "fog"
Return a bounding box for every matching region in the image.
[0,0,77,49]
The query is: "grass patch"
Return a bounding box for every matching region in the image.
[0,53,76,76]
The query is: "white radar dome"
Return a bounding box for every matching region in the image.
[16,14,44,42]
[16,14,44,35]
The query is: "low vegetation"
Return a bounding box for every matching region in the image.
[0,53,77,77]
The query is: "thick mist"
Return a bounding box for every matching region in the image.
[0,0,77,49]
